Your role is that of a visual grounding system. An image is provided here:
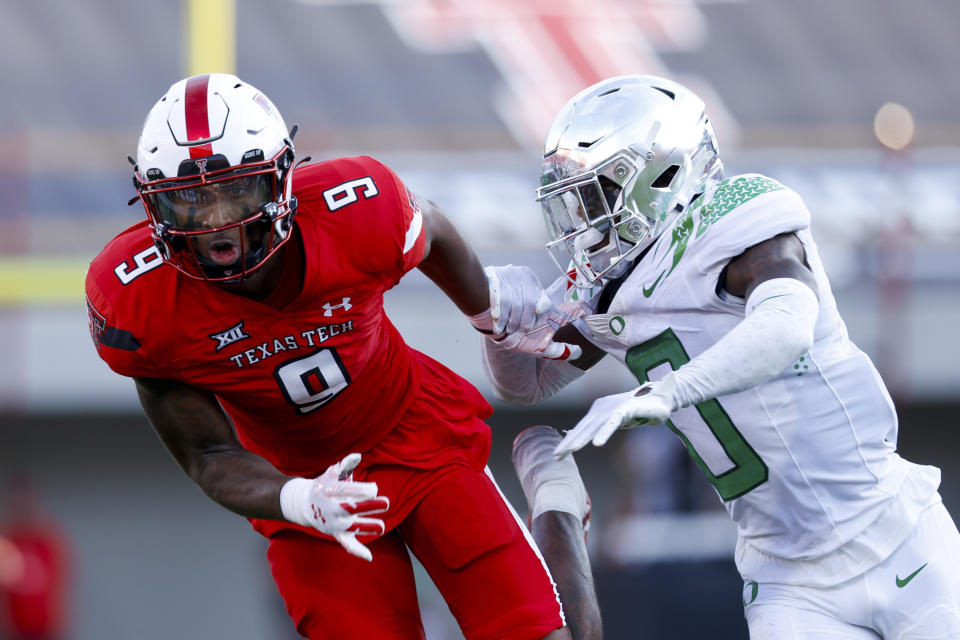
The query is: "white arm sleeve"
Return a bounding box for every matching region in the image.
[481,338,585,405]
[667,277,819,409]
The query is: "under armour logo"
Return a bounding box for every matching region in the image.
[209,321,250,352]
[322,297,352,317]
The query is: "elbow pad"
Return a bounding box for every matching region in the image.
[669,278,819,409]
[743,276,819,365]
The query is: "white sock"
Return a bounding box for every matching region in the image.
[512,426,590,523]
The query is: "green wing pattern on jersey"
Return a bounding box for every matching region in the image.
[641,176,784,297]
[695,175,785,238]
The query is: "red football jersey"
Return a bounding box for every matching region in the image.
[86,156,493,535]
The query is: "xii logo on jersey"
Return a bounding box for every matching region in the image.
[210,321,251,352]
[322,297,352,317]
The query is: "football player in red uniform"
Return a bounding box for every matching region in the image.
[85,73,600,640]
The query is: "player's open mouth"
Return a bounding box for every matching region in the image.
[208,239,241,266]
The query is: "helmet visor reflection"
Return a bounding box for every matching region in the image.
[148,173,273,231]
[540,180,610,241]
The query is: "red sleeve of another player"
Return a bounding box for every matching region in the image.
[359,157,426,284]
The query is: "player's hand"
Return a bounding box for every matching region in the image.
[554,376,678,459]
[284,453,390,561]
[493,301,586,361]
[481,265,585,361]
[484,264,552,335]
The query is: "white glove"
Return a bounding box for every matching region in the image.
[484,264,552,335]
[280,453,390,562]
[472,265,585,361]
[554,375,678,459]
[493,301,586,361]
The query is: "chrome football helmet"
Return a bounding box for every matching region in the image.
[538,75,723,284]
[133,73,298,281]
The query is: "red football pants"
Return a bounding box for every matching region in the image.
[266,467,565,640]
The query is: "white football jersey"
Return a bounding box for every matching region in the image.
[559,174,941,586]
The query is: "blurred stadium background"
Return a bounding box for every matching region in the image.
[1,0,959,638]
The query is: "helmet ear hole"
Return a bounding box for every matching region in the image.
[652,86,676,100]
[652,164,680,189]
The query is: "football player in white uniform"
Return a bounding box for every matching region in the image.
[481,75,960,638]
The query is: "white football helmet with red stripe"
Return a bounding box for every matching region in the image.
[134,73,298,281]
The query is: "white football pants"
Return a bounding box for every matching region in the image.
[744,502,960,639]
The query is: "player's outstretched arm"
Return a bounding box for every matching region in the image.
[477,265,586,361]
[476,264,605,405]
[135,377,291,519]
[556,232,820,458]
[482,322,605,405]
[415,201,605,404]
[415,198,584,362]
[134,378,389,560]
[515,427,603,640]
[415,197,490,318]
